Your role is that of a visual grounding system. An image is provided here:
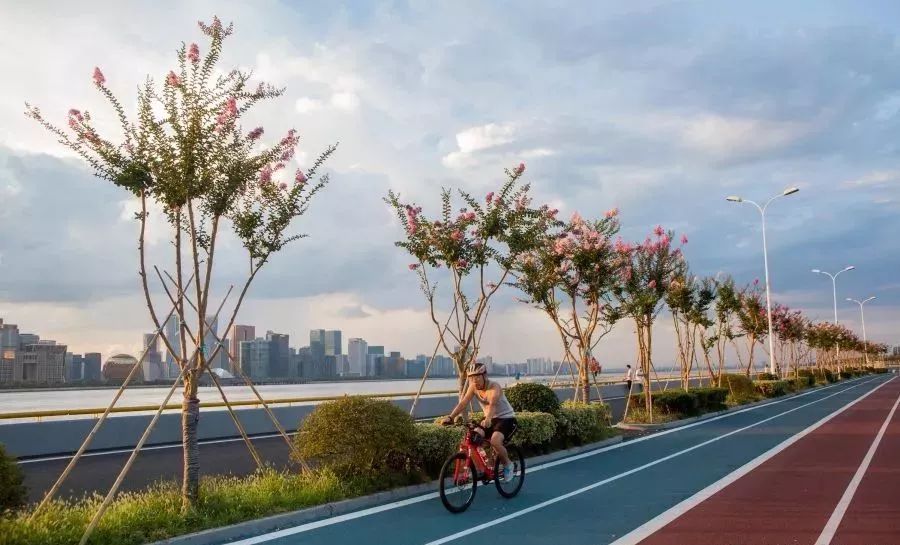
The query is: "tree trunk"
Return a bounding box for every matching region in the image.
[181,375,200,512]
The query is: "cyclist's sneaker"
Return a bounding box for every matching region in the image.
[501,463,513,482]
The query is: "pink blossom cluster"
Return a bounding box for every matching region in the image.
[92,67,105,86]
[514,162,526,176]
[485,192,494,204]
[215,97,238,132]
[408,263,420,271]
[295,169,307,185]
[278,129,299,162]
[166,71,182,87]
[188,43,200,64]
[198,16,224,36]
[258,165,273,185]
[67,108,100,145]
[405,205,422,235]
[247,127,264,141]
[605,207,619,219]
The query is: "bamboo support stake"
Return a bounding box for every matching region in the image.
[31,274,196,519]
[79,290,231,545]
[410,296,459,417]
[163,270,310,472]
[154,269,262,468]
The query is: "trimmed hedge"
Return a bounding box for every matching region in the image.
[691,387,728,411]
[505,383,561,414]
[293,396,417,477]
[0,443,26,515]
[756,372,779,381]
[755,380,790,398]
[839,370,853,380]
[411,424,464,478]
[555,402,612,446]
[722,374,760,405]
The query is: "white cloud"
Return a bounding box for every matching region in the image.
[456,123,516,153]
[842,170,900,188]
[295,97,324,113]
[330,91,360,111]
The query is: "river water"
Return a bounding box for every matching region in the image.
[0,370,638,415]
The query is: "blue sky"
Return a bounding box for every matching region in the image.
[0,0,897,364]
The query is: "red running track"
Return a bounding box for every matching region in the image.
[638,378,900,545]
[831,380,900,545]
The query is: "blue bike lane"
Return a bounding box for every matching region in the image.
[219,376,890,545]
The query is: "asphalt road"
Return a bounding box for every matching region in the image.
[18,382,646,503]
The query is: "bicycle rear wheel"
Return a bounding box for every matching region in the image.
[494,445,525,498]
[439,452,477,513]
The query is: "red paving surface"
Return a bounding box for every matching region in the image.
[639,379,900,545]
[830,386,900,545]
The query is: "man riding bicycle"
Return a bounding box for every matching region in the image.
[441,363,518,481]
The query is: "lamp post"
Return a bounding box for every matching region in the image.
[726,187,799,376]
[846,296,875,366]
[812,266,855,368]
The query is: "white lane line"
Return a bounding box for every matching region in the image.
[609,376,896,545]
[226,377,878,545]
[17,432,298,464]
[815,385,900,545]
[420,378,880,545]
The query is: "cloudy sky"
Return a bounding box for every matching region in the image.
[0,0,898,368]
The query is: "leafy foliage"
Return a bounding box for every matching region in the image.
[505,382,561,414]
[0,443,26,515]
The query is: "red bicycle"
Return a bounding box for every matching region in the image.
[438,421,525,513]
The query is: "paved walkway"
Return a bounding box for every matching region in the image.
[213,374,899,545]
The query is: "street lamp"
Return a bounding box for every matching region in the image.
[811,266,855,324]
[846,296,876,366]
[726,187,800,375]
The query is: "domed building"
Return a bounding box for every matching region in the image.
[103,354,143,383]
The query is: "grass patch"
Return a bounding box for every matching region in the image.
[622,407,680,425]
[0,468,398,545]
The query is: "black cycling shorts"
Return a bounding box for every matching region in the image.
[484,417,517,443]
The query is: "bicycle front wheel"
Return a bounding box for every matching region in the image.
[439,452,477,513]
[494,444,525,498]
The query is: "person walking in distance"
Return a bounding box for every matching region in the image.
[624,364,634,392]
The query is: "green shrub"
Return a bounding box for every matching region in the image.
[786,377,810,391]
[823,369,836,383]
[629,389,699,416]
[692,387,728,412]
[839,370,852,380]
[555,402,611,445]
[795,370,816,388]
[0,443,26,515]
[507,411,557,448]
[294,396,416,477]
[722,374,760,405]
[755,380,789,398]
[505,383,561,414]
[756,372,779,381]
[411,424,463,478]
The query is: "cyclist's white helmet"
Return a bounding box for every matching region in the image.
[466,362,487,377]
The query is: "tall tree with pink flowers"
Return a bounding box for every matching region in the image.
[386,164,552,394]
[26,16,337,525]
[614,227,688,421]
[513,208,626,403]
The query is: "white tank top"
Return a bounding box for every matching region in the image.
[474,381,515,419]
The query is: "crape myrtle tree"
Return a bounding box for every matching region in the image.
[386,163,553,395]
[26,16,336,513]
[665,270,715,389]
[513,208,625,403]
[733,280,768,376]
[771,304,809,376]
[614,227,687,421]
[711,275,740,386]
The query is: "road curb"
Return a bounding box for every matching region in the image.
[614,377,872,432]
[148,434,623,545]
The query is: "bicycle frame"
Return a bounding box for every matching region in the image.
[453,425,495,482]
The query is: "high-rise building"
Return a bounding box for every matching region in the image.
[0,319,18,384]
[384,351,406,378]
[240,339,270,379]
[229,325,255,372]
[163,315,181,379]
[367,345,385,377]
[324,330,342,356]
[202,315,229,369]
[65,353,85,382]
[406,357,426,379]
[18,333,39,346]
[0,319,19,350]
[103,354,142,383]
[18,342,67,383]
[266,331,290,378]
[348,338,367,377]
[83,353,102,381]
[310,329,326,370]
[142,333,165,381]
